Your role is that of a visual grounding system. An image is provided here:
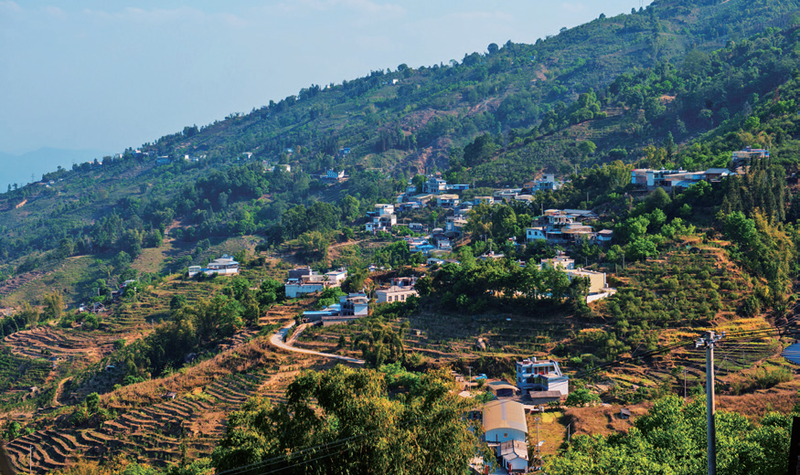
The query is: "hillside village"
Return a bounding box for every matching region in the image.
[0,141,795,473]
[4,0,800,472]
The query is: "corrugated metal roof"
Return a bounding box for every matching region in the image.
[499,439,529,460]
[483,400,528,434]
[488,382,519,393]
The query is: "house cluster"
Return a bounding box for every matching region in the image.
[188,255,241,278]
[302,292,370,325]
[478,357,569,473]
[406,231,453,254]
[284,267,348,298]
[630,146,768,191]
[631,167,735,190]
[396,173,563,214]
[526,209,613,246]
[297,274,419,325]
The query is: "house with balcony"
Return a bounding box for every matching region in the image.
[436,194,460,208]
[340,293,369,316]
[515,357,568,396]
[523,173,563,193]
[423,177,447,194]
[365,213,397,232]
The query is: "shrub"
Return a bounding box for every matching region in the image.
[565,388,600,407]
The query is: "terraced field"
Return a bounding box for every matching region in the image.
[4,326,128,363]
[5,338,329,474]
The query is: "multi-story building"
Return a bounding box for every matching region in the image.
[515,357,569,396]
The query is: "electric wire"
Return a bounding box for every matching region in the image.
[221,317,800,475]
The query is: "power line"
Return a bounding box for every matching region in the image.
[217,415,432,475]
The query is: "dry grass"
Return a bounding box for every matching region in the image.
[565,402,652,439]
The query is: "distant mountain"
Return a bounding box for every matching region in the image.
[0,147,109,191]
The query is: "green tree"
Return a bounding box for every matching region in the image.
[41,291,64,321]
[548,396,791,475]
[211,366,484,475]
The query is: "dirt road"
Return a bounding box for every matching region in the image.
[270,322,365,365]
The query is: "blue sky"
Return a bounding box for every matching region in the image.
[0,0,651,156]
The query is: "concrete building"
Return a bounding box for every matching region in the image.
[340,293,369,316]
[376,286,418,304]
[523,173,562,193]
[285,267,347,298]
[423,177,447,194]
[374,203,395,216]
[188,255,240,277]
[541,254,575,270]
[436,194,460,208]
[732,146,769,167]
[498,440,529,473]
[516,357,569,396]
[566,268,607,295]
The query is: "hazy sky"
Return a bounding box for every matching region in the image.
[1,0,651,155]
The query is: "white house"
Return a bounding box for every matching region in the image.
[423,177,447,194]
[284,267,346,298]
[188,255,240,277]
[541,254,575,270]
[374,204,395,216]
[325,268,348,285]
[376,286,418,304]
[340,293,369,316]
[499,439,529,473]
[515,357,568,396]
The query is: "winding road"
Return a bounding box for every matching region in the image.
[270,322,365,365]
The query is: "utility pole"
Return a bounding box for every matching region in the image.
[29,445,32,475]
[696,331,725,475]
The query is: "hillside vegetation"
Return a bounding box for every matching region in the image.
[3,0,800,474]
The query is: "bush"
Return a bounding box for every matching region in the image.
[565,388,600,407]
